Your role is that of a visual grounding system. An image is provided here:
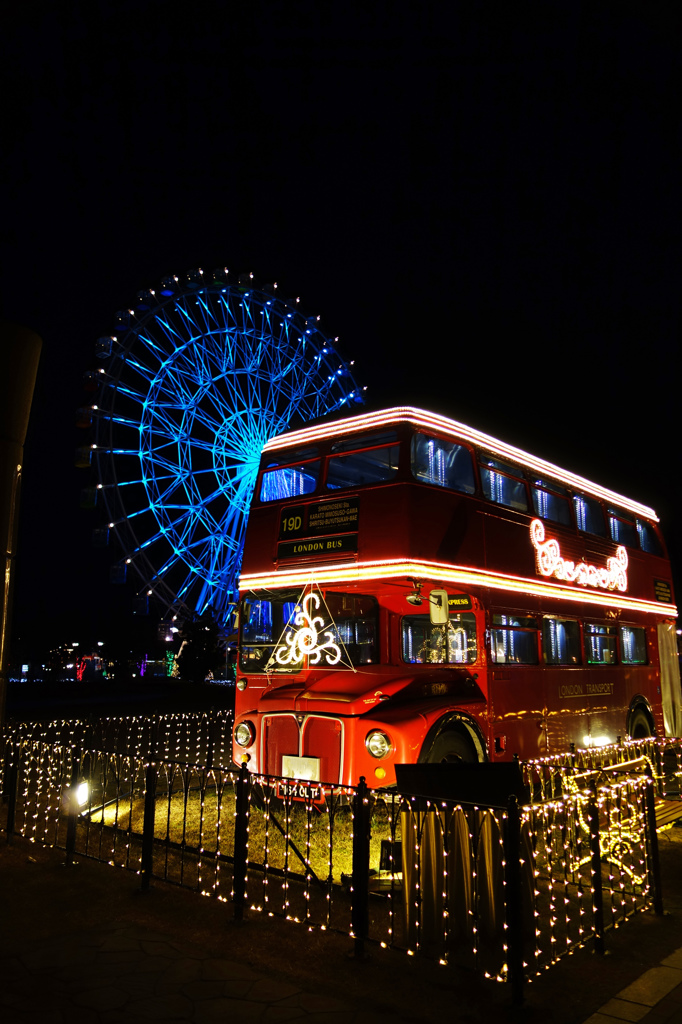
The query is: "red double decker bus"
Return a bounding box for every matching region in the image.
[233,407,680,791]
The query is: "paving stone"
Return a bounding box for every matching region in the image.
[618,968,682,1008]
[140,939,187,958]
[244,977,305,1002]
[661,950,682,971]
[99,932,146,951]
[278,991,354,1013]
[170,979,227,1001]
[0,957,30,982]
[20,942,98,971]
[201,957,262,981]
[261,1006,309,1021]
[73,984,131,1010]
[120,956,175,975]
[127,993,194,1019]
[292,1013,357,1024]
[95,947,147,964]
[156,956,203,986]
[596,998,651,1021]
[193,997,266,1023]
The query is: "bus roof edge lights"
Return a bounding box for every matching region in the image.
[262,406,658,522]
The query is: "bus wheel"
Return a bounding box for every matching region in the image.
[628,708,653,739]
[426,728,478,764]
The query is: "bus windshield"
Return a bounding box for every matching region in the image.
[240,590,379,672]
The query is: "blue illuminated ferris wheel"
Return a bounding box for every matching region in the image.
[90,269,363,626]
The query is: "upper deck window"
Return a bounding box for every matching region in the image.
[531,476,572,526]
[479,456,528,512]
[411,433,475,494]
[326,430,400,490]
[608,508,639,548]
[637,520,663,556]
[573,494,606,537]
[260,459,320,502]
[402,610,477,665]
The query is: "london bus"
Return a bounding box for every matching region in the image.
[233,406,680,791]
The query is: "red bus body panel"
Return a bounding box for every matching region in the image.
[235,408,678,787]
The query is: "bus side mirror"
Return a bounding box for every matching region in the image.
[429,589,449,625]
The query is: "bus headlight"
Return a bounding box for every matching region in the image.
[365,730,392,759]
[234,721,255,747]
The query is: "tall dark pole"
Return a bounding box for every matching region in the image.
[0,321,42,725]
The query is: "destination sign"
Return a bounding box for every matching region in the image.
[277,534,359,560]
[278,497,360,540]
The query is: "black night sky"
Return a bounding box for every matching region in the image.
[2,2,680,658]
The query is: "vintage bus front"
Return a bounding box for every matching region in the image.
[233,581,490,790]
[233,581,489,786]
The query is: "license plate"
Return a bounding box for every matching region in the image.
[276,779,325,803]
[278,754,323,802]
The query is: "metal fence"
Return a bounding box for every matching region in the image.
[1,721,677,1005]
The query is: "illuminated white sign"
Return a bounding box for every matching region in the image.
[530,519,628,593]
[273,592,342,666]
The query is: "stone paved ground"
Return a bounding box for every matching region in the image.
[4,831,682,1023]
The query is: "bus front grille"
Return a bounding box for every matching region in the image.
[261,714,344,785]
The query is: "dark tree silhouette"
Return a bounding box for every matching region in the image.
[175,612,224,685]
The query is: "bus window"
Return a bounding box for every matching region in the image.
[608,509,639,548]
[240,591,378,671]
[323,593,378,665]
[411,433,475,494]
[585,623,618,664]
[240,593,302,671]
[260,460,320,501]
[620,625,647,664]
[531,477,571,526]
[479,456,528,512]
[543,617,581,664]
[637,520,663,556]
[326,435,400,490]
[402,612,477,665]
[573,495,606,537]
[491,614,539,664]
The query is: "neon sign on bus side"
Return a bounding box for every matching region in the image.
[530,519,628,593]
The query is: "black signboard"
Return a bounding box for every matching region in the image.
[278,534,359,560]
[278,497,360,541]
[654,579,673,604]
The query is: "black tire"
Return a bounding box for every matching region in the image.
[426,728,479,764]
[629,707,653,739]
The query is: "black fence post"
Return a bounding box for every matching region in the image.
[64,749,81,867]
[504,795,524,1007]
[351,776,371,960]
[586,789,605,955]
[644,767,664,915]
[140,761,158,891]
[232,762,251,921]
